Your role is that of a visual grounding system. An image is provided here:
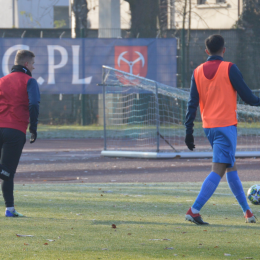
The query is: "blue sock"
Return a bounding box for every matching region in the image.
[192,172,221,211]
[226,170,250,213]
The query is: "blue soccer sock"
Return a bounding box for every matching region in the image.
[226,170,250,213]
[192,172,221,212]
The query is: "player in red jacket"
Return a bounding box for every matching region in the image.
[0,50,40,217]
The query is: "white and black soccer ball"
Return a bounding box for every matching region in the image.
[247,184,260,205]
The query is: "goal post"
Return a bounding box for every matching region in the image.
[100,65,260,159]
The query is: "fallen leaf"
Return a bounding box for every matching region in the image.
[214,246,218,248]
[203,230,207,232]
[127,233,131,235]
[101,194,103,196]
[44,243,48,245]
[112,224,116,229]
[181,232,187,234]
[24,243,29,245]
[16,234,34,237]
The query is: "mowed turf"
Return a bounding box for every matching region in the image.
[0,182,259,260]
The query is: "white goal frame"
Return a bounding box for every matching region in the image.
[100,66,260,159]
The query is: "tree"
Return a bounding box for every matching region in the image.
[124,0,159,38]
[158,0,168,38]
[234,0,260,90]
[238,0,260,37]
[72,0,89,38]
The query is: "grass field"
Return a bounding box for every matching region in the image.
[1,182,259,260]
[35,124,104,139]
[34,123,260,140]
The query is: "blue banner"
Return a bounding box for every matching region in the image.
[0,38,177,94]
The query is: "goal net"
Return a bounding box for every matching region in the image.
[100,66,260,158]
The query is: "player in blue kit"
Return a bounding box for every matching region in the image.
[184,35,260,225]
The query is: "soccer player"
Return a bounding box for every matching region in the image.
[184,34,260,225]
[0,50,40,217]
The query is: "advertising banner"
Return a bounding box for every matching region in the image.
[0,38,177,94]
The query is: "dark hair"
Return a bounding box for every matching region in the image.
[205,35,224,55]
[14,50,35,65]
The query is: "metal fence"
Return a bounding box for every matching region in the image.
[172,29,260,91]
[1,28,259,127]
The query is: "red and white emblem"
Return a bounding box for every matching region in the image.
[114,46,148,77]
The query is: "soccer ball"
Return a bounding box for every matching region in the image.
[247,184,260,205]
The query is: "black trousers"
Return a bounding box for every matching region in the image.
[0,128,26,207]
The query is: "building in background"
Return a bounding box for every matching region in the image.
[0,0,130,30]
[0,0,69,28]
[171,0,243,29]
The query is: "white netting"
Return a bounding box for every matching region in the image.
[101,66,260,156]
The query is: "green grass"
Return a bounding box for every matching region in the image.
[33,124,104,139]
[1,182,259,259]
[33,123,260,139]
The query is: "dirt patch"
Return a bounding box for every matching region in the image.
[15,139,260,183]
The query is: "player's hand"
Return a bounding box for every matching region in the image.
[185,133,195,151]
[30,129,37,144]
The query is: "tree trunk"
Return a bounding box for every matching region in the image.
[72,0,89,38]
[125,0,159,38]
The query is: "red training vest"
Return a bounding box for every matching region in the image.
[0,72,30,134]
[194,61,237,128]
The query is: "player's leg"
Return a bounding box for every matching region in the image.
[0,128,26,217]
[226,163,256,223]
[185,162,225,225]
[185,127,232,225]
[220,125,256,222]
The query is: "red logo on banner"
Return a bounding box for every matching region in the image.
[114,46,148,77]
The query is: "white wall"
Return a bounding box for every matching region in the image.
[0,1,14,28]
[16,0,69,28]
[0,0,130,29]
[174,0,243,29]
[88,0,130,29]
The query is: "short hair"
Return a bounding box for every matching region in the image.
[205,35,225,55]
[14,50,35,65]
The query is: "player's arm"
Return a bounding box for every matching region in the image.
[229,64,260,106]
[185,73,199,150]
[27,78,40,143]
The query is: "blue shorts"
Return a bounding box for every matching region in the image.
[204,126,237,168]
